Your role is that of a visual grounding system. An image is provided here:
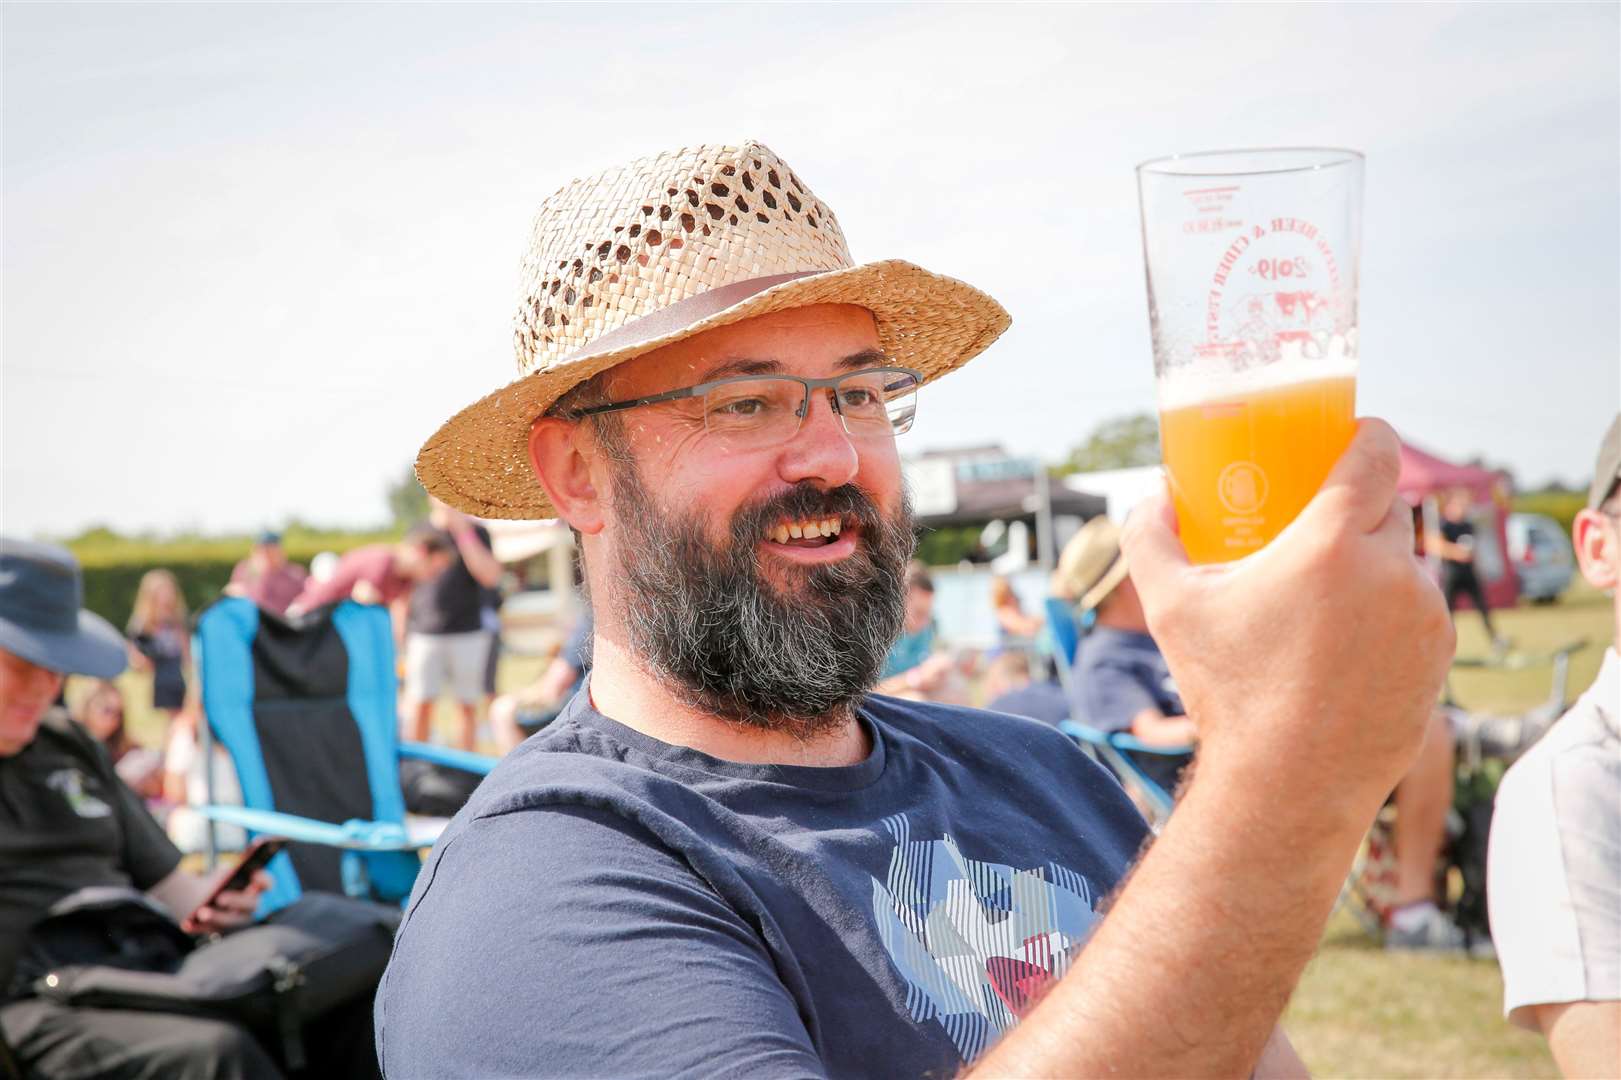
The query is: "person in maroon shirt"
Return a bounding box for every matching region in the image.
[225,532,309,615]
[288,526,454,645]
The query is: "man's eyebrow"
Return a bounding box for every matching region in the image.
[699,357,782,381]
[837,348,889,371]
[696,348,888,382]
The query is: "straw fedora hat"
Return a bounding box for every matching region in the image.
[1051,517,1130,614]
[416,141,1012,519]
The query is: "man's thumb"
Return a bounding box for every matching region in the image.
[1302,418,1402,535]
[1120,485,1189,600]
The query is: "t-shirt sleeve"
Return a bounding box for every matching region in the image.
[377,804,827,1079]
[1079,657,1162,734]
[1488,744,1621,1026]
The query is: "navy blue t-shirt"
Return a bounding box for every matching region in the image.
[1070,626,1185,734]
[376,684,1149,1078]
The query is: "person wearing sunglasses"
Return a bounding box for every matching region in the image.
[71,679,163,800]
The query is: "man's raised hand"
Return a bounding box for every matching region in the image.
[1122,418,1454,820]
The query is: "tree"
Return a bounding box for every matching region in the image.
[1058,413,1162,475]
[386,463,430,527]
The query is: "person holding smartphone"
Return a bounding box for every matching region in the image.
[0,540,289,1079]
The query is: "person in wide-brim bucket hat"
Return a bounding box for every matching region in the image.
[0,538,127,679]
[415,140,1011,519]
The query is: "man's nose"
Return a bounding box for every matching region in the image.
[778,390,859,490]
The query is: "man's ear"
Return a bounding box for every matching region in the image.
[1572,508,1619,590]
[529,417,606,535]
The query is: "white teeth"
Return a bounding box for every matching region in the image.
[771,526,788,543]
[829,518,842,535]
[788,523,803,539]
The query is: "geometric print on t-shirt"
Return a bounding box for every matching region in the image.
[869,813,1104,1062]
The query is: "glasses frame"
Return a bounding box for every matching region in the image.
[564,365,923,441]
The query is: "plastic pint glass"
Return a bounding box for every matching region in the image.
[1137,148,1363,563]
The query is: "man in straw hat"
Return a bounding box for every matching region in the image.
[379,142,1452,1077]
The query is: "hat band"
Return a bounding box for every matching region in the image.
[552,269,829,370]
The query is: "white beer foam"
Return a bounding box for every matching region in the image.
[1157,346,1358,412]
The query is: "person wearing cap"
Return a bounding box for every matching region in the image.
[377,142,1452,1078]
[225,531,308,617]
[1054,515,1198,795]
[0,539,282,1078]
[1487,413,1621,1076]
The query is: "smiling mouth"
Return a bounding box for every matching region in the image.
[765,515,847,549]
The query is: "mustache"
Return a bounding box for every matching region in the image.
[730,483,884,545]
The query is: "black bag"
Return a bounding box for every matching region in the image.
[398,758,483,818]
[13,887,399,1070]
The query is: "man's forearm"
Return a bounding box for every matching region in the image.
[970,757,1371,1077]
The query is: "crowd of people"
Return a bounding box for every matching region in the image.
[1,138,1613,1080]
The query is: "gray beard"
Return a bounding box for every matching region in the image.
[603,462,914,740]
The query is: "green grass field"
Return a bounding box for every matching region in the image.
[106,581,1613,1078]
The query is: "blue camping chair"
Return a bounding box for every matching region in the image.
[1058,721,1187,824]
[1043,596,1191,825]
[193,596,497,915]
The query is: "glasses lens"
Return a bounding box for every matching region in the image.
[837,368,918,436]
[702,378,805,443]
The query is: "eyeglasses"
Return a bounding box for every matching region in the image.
[565,366,921,451]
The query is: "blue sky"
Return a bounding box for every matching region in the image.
[4,2,1617,536]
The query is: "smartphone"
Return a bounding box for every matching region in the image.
[183,836,287,932]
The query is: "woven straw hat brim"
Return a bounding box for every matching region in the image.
[1079,555,1130,614]
[417,258,1010,520]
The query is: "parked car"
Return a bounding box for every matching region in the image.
[1506,512,1575,604]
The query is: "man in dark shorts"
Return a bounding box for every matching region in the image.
[402,501,503,751]
[377,141,1453,1077]
[1,540,301,1078]
[1430,487,1507,648]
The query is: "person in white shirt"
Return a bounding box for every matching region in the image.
[1487,412,1621,1077]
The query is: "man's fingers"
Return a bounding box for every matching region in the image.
[1305,418,1403,534]
[1120,486,1189,604]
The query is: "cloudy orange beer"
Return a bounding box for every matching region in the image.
[1159,367,1356,563]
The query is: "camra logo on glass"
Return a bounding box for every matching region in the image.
[1218,461,1269,516]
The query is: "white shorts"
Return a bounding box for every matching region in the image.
[404,631,492,704]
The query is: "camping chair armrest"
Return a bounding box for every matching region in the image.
[398,741,498,775]
[1106,732,1194,756]
[1058,720,1110,747]
[191,805,423,851]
